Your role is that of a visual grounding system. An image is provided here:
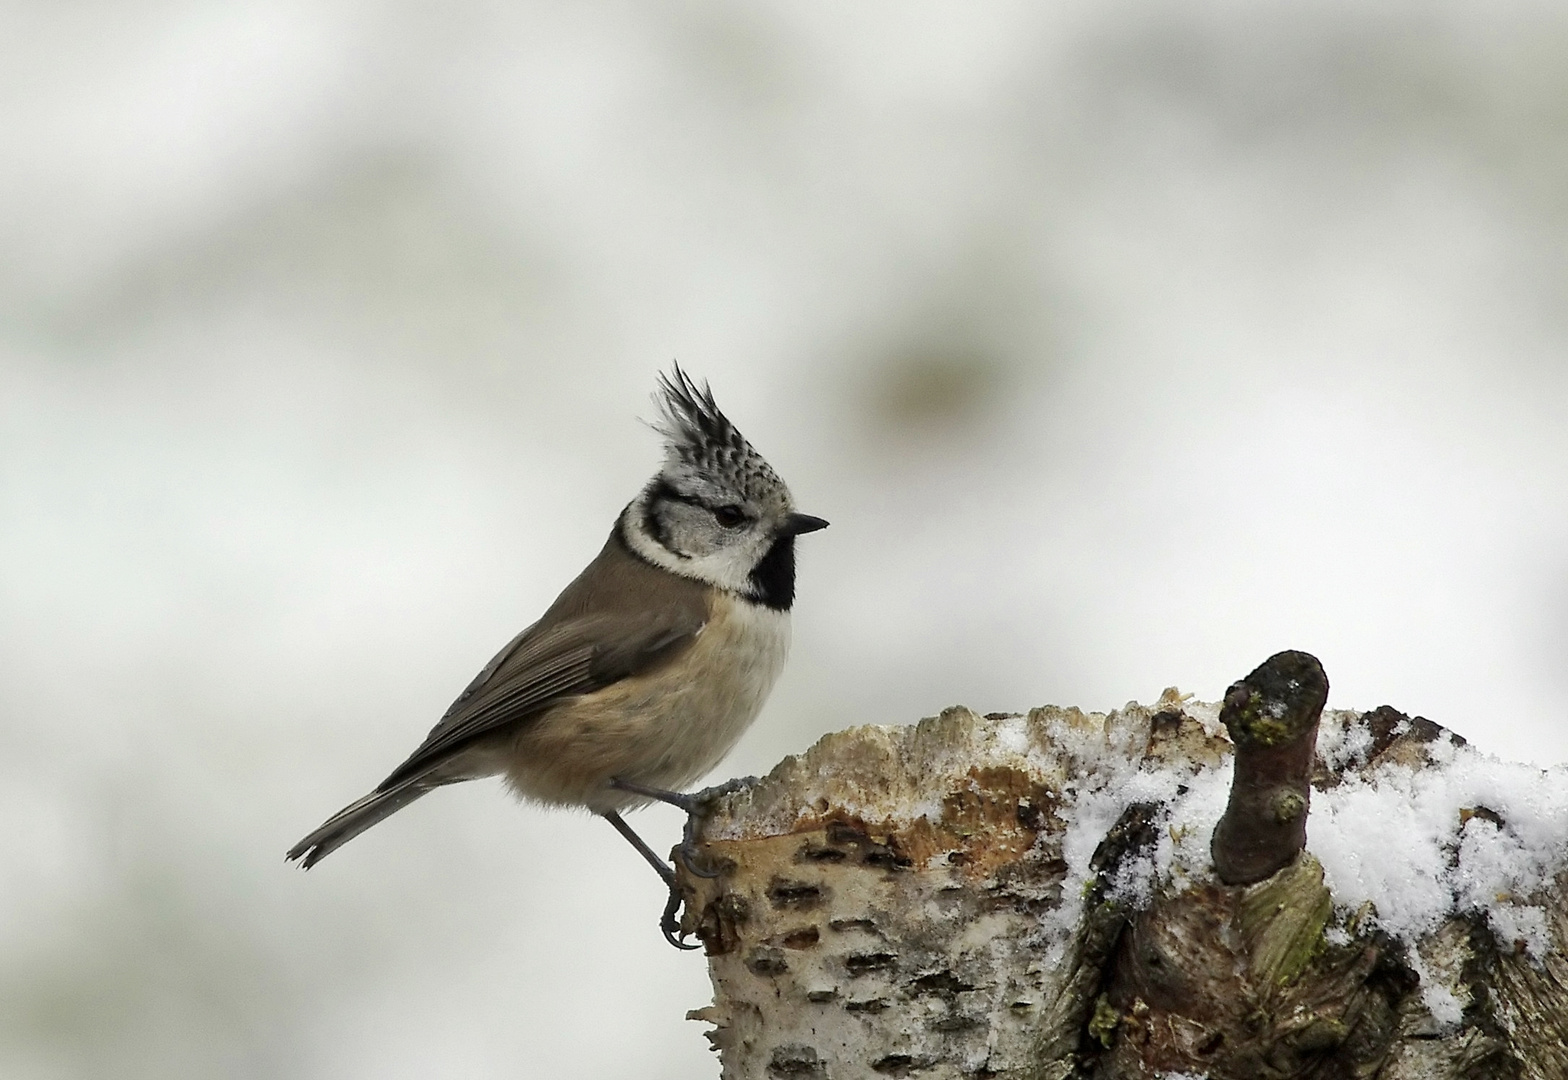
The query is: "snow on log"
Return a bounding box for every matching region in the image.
[674,651,1568,1079]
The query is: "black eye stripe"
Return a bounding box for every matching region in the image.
[641,498,681,556]
[651,479,751,525]
[649,477,706,510]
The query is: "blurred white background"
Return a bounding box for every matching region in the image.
[4,1,1568,1076]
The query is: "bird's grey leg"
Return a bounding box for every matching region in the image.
[600,810,698,950]
[609,776,759,880]
[601,809,676,886]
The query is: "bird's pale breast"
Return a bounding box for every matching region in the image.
[500,590,790,811]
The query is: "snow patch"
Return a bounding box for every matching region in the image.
[1007,704,1568,1022]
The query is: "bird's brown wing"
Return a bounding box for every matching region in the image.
[375,605,705,791]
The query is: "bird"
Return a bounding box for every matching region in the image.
[286,366,827,947]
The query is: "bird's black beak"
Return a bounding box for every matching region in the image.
[781,512,830,536]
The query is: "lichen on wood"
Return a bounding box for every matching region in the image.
[672,659,1568,1079]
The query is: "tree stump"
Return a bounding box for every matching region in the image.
[676,652,1568,1079]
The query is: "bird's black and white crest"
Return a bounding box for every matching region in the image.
[619,366,804,606]
[650,366,787,509]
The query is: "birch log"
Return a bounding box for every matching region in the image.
[673,651,1568,1080]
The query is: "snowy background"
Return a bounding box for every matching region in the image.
[4,2,1568,1077]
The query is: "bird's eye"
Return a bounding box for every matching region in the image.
[713,504,746,528]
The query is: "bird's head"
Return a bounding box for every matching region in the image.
[620,366,827,609]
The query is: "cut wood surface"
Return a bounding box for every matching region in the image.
[674,653,1568,1080]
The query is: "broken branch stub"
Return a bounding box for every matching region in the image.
[1209,649,1329,886]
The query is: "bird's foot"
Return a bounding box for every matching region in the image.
[610,775,759,880]
[674,775,758,878]
[660,883,700,950]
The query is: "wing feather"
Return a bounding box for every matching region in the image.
[375,606,703,790]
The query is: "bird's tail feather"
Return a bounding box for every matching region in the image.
[286,776,433,869]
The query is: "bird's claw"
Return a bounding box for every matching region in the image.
[691,775,760,805]
[678,822,723,879]
[660,884,700,950]
[677,843,722,879]
[676,774,758,876]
